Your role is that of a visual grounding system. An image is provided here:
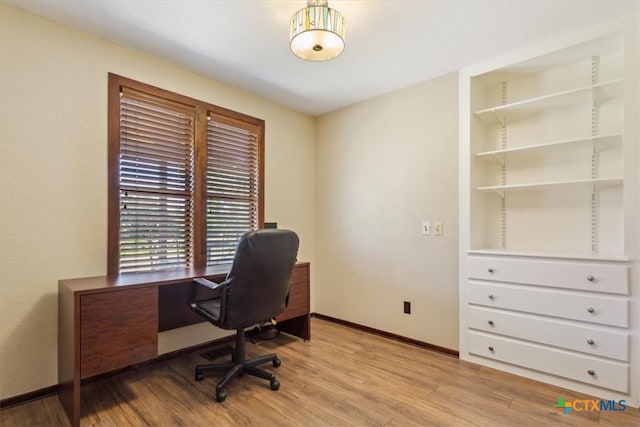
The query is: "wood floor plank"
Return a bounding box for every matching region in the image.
[1,318,638,426]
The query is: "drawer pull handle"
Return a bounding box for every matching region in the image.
[587,370,595,376]
[587,307,595,314]
[488,346,494,352]
[488,294,495,300]
[488,268,494,273]
[488,320,494,326]
[587,275,595,282]
[587,339,595,345]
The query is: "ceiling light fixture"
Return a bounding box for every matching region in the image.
[290,0,345,61]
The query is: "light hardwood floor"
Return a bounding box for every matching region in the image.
[2,318,639,426]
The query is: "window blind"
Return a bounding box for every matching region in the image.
[118,88,194,272]
[206,117,259,265]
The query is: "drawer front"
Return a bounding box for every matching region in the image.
[468,281,629,327]
[467,306,629,361]
[290,263,309,285]
[468,331,628,392]
[81,287,158,378]
[468,256,629,294]
[277,282,308,322]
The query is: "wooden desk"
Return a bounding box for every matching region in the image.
[58,262,310,427]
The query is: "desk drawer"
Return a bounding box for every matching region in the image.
[290,263,309,285]
[468,331,628,392]
[468,256,629,294]
[277,282,308,322]
[468,281,629,327]
[81,287,158,378]
[467,306,629,361]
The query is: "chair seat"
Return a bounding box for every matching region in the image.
[196,299,221,322]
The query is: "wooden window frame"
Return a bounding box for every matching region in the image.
[108,73,264,275]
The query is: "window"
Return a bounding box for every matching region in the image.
[206,115,260,265]
[108,74,264,274]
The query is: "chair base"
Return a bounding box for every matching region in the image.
[195,328,281,402]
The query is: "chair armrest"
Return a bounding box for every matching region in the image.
[194,277,222,291]
[188,277,224,308]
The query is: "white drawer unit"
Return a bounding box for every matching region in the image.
[468,256,629,295]
[459,17,638,406]
[468,331,629,393]
[467,306,629,361]
[468,281,629,327]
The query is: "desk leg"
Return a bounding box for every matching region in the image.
[58,378,80,427]
[58,283,81,427]
[276,314,310,341]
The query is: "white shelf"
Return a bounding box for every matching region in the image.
[475,133,622,160]
[477,177,622,195]
[474,79,622,124]
[468,249,630,263]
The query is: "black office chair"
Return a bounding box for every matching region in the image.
[188,229,299,402]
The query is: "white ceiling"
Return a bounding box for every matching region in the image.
[3,0,638,116]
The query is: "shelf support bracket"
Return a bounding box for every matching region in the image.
[590,55,599,254]
[499,80,508,250]
[491,188,506,199]
[490,153,505,166]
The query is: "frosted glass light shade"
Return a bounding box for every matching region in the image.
[290,3,345,61]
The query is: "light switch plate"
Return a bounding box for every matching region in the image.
[422,221,430,235]
[434,221,443,236]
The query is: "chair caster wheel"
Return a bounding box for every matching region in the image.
[216,390,227,402]
[195,371,204,381]
[273,358,281,368]
[270,379,280,391]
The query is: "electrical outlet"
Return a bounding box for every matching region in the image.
[434,221,443,236]
[404,301,411,314]
[421,221,430,235]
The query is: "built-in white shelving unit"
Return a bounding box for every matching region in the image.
[459,13,639,407]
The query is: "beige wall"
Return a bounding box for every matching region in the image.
[314,74,459,349]
[1,2,459,401]
[0,4,315,399]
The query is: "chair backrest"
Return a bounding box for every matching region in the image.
[221,229,299,329]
